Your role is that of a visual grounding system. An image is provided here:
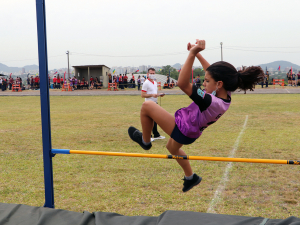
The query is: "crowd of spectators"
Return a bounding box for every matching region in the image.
[0,77,8,91]
[163,74,177,89]
[52,75,63,89]
[0,76,33,91]
[2,70,299,92]
[88,76,102,90]
[286,69,300,87]
[108,73,136,90]
[108,73,179,90]
[51,75,103,90]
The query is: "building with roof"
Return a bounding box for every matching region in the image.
[72,65,110,88]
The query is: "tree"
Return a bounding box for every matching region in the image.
[156,65,179,80]
[193,68,205,78]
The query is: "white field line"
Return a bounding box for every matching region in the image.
[207,115,248,214]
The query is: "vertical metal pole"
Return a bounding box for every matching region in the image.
[67,51,70,79]
[88,67,90,88]
[220,42,223,61]
[35,0,54,208]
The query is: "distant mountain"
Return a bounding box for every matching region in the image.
[0,63,38,73]
[172,63,181,70]
[258,61,300,71]
[24,65,39,71]
[0,63,19,73]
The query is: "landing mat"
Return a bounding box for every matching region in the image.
[0,203,299,225]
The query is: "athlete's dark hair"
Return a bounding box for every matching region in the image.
[206,61,264,93]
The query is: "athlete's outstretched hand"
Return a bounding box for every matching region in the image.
[187,39,205,55]
[187,42,195,51]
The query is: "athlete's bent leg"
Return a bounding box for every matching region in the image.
[140,101,175,143]
[166,138,193,177]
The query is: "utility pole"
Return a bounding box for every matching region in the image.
[66,51,70,79]
[220,42,223,61]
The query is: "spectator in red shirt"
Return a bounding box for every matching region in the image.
[53,76,57,89]
[90,76,94,85]
[35,76,39,89]
[124,74,128,88]
[9,77,13,90]
[60,76,64,87]
[57,75,61,89]
[119,74,124,89]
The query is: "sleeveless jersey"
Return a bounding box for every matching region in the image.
[175,85,231,139]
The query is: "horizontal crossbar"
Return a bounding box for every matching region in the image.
[51,149,300,165]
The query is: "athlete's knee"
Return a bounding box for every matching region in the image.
[141,101,155,112]
[142,100,155,108]
[166,142,179,155]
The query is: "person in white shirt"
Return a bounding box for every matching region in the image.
[141,68,165,140]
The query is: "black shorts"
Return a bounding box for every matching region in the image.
[171,124,197,145]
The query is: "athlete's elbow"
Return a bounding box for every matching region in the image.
[177,81,183,88]
[177,81,187,89]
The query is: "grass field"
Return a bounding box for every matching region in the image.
[0,94,300,219]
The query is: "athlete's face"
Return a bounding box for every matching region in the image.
[203,71,218,94]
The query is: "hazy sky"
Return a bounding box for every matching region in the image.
[1,0,300,70]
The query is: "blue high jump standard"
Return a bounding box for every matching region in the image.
[36,0,54,208]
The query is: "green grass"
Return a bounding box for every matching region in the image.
[0,94,300,218]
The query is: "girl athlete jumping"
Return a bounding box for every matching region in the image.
[128,39,264,192]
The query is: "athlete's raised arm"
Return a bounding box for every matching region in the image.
[177,39,205,96]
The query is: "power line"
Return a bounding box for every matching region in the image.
[0,54,65,63]
[0,48,220,62]
[70,47,220,58]
[226,46,300,49]
[223,47,300,53]
[2,45,299,63]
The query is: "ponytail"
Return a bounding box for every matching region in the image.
[206,62,264,93]
[237,66,264,92]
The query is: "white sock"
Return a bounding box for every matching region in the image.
[185,173,194,180]
[142,137,151,146]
